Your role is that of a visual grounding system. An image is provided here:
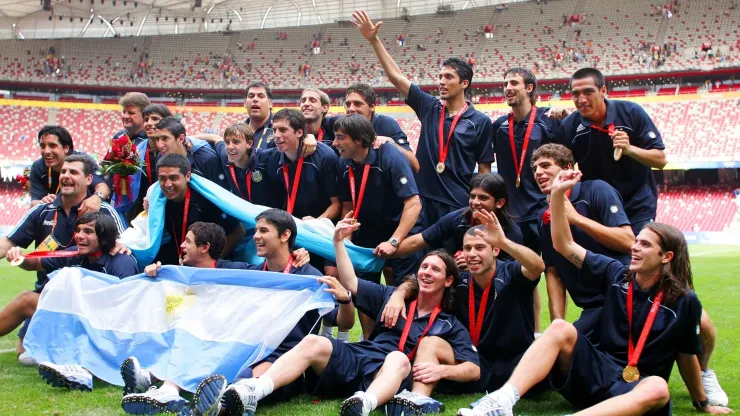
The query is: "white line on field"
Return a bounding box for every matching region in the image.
[692,248,740,257]
[0,348,16,353]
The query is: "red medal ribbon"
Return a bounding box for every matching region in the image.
[317,128,324,143]
[23,250,101,259]
[145,147,154,181]
[468,276,495,346]
[171,187,191,260]
[228,164,252,201]
[282,156,304,215]
[262,255,294,273]
[541,189,572,225]
[508,107,537,187]
[627,282,664,370]
[437,102,469,170]
[398,300,442,360]
[590,123,615,135]
[348,163,371,220]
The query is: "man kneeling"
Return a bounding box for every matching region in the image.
[191,213,479,416]
[458,170,733,416]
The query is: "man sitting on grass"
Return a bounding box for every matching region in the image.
[190,213,479,416]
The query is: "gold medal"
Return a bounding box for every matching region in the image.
[436,162,446,174]
[515,176,521,188]
[349,218,356,225]
[179,257,184,266]
[614,148,623,161]
[622,365,640,383]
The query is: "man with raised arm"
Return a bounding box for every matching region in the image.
[459,170,732,416]
[354,10,493,227]
[194,213,478,416]
[382,210,544,415]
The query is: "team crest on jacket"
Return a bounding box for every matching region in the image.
[252,170,263,183]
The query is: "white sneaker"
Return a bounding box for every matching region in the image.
[191,374,227,416]
[38,362,93,391]
[702,369,729,406]
[18,352,38,367]
[121,386,187,415]
[222,378,259,416]
[120,356,152,395]
[386,389,445,415]
[339,392,375,416]
[457,391,514,416]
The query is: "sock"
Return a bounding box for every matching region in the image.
[363,392,378,412]
[320,325,335,338]
[337,331,351,342]
[158,383,180,396]
[254,375,274,401]
[500,383,520,406]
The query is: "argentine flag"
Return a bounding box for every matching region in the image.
[23,266,335,392]
[120,174,384,273]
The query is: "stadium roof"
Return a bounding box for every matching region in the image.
[0,0,517,39]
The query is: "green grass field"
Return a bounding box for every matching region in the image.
[1,245,738,415]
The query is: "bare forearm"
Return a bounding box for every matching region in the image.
[334,240,359,294]
[441,362,480,382]
[336,303,355,331]
[392,234,427,258]
[572,216,634,253]
[677,353,707,403]
[395,279,419,301]
[19,257,43,272]
[193,133,224,144]
[477,162,491,174]
[500,238,545,279]
[370,38,411,97]
[319,200,341,221]
[626,147,666,169]
[551,190,586,267]
[392,197,421,242]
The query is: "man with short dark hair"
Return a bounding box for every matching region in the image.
[153,154,245,266]
[355,11,494,227]
[0,154,125,364]
[332,114,422,337]
[323,83,419,172]
[30,125,110,213]
[244,82,275,150]
[153,117,228,190]
[120,212,351,415]
[556,67,667,236]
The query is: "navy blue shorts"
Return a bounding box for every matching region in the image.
[516,219,542,256]
[550,333,671,415]
[420,197,456,229]
[311,338,412,397]
[631,218,654,237]
[18,318,30,338]
[573,307,603,340]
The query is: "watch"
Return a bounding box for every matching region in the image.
[336,289,352,305]
[94,191,106,201]
[388,237,400,248]
[692,399,709,410]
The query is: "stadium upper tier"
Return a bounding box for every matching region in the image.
[0,94,738,163]
[0,0,737,90]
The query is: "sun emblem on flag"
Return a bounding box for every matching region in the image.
[165,290,196,322]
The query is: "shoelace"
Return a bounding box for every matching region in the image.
[475,394,504,411]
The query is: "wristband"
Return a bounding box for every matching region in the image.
[692,399,709,410]
[336,289,352,304]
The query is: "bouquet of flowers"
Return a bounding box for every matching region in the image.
[15,167,30,194]
[101,132,144,207]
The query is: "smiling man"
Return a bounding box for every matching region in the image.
[556,68,667,236]
[29,125,109,213]
[460,170,731,416]
[354,10,493,227]
[322,83,419,172]
[0,154,125,364]
[118,92,150,145]
[244,82,275,150]
[154,154,244,266]
[153,117,228,190]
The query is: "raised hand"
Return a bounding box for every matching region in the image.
[334,211,360,243]
[292,248,311,267]
[472,210,506,248]
[551,169,582,194]
[301,134,318,157]
[352,10,383,42]
[318,276,351,302]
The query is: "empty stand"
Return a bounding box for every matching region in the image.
[657,186,738,232]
